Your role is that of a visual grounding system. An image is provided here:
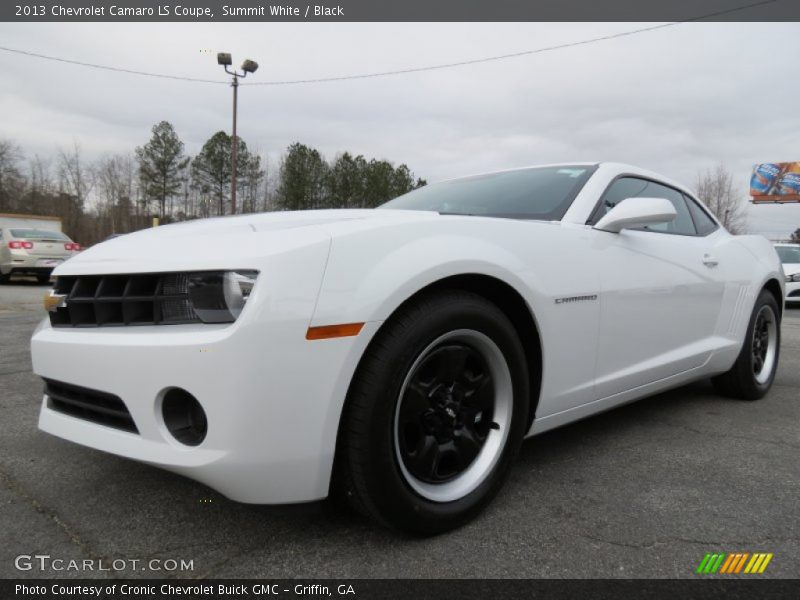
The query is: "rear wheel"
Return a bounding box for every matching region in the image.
[0,272,9,284]
[712,289,780,400]
[337,290,530,534]
[36,274,51,284]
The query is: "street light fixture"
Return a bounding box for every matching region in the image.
[217,53,259,215]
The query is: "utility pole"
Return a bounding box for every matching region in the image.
[216,53,259,215]
[231,73,238,214]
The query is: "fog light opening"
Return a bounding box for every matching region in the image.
[162,388,207,446]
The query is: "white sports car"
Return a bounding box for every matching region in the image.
[31,162,784,534]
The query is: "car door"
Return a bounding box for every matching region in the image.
[587,177,726,399]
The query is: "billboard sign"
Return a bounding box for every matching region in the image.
[750,162,800,203]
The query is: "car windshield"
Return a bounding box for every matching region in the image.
[379,165,596,220]
[776,245,800,264]
[10,229,69,241]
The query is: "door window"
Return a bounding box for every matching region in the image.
[589,177,697,236]
[684,195,719,236]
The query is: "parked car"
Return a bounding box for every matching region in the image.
[774,242,800,304]
[30,162,784,534]
[0,228,81,284]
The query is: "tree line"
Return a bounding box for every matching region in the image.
[0,121,426,245]
[0,122,766,244]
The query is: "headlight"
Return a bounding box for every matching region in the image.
[788,273,800,283]
[188,270,258,323]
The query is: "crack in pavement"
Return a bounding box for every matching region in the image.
[578,533,663,549]
[0,462,119,578]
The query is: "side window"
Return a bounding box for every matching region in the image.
[684,195,719,236]
[590,178,649,220]
[589,177,697,236]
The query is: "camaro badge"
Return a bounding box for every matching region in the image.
[554,294,598,304]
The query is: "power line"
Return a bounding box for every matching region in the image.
[0,0,778,87]
[0,45,227,84]
[248,0,779,86]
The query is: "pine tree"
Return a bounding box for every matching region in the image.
[192,131,260,216]
[135,121,189,218]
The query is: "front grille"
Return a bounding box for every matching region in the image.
[49,273,200,327]
[45,379,138,433]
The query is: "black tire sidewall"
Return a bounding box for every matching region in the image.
[350,292,530,533]
[737,291,781,398]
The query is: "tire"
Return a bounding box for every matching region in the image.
[36,274,52,284]
[712,289,781,400]
[337,290,530,535]
[0,272,9,284]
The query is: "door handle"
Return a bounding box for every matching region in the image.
[702,253,719,267]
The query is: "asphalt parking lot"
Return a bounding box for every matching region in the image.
[1,280,798,579]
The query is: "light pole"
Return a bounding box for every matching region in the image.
[217,53,258,215]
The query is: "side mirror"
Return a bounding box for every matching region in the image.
[594,197,677,233]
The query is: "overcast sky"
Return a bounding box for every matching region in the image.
[0,22,798,237]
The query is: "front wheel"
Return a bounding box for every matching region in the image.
[712,289,781,400]
[337,290,530,535]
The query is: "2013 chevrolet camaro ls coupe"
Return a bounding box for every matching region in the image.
[31,162,784,533]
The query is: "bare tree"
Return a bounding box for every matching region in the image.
[21,154,55,215]
[57,143,94,205]
[239,145,265,214]
[260,154,279,212]
[57,142,95,239]
[96,154,138,234]
[695,164,747,234]
[29,154,53,196]
[0,139,26,212]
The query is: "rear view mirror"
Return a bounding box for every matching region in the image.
[594,197,677,233]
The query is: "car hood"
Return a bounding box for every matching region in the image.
[53,209,441,275]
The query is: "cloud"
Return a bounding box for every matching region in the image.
[0,21,798,236]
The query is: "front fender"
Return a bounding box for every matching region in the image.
[311,229,536,328]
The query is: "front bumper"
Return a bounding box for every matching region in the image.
[30,232,382,505]
[32,316,380,504]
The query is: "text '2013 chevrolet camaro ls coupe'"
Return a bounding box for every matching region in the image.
[31,162,784,534]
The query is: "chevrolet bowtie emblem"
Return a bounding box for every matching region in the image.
[44,291,67,313]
